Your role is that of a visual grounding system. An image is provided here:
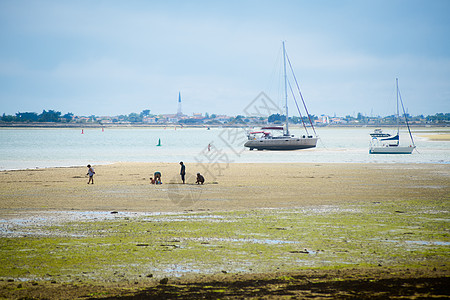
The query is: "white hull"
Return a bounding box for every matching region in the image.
[245,137,318,150]
[369,145,415,154]
[368,79,416,155]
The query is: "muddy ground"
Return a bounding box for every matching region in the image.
[1,268,449,299]
[0,163,449,299]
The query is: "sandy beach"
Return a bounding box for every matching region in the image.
[1,162,449,212]
[419,133,450,141]
[1,162,449,299]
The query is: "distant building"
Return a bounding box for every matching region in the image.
[317,115,330,124]
[177,92,182,116]
[158,114,179,123]
[215,115,232,124]
[330,117,346,124]
[74,116,90,123]
[143,116,157,123]
[98,116,113,123]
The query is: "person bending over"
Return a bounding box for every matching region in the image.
[196,173,205,185]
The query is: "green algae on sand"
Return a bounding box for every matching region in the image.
[1,199,448,283]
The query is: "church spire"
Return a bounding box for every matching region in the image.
[177,91,182,115]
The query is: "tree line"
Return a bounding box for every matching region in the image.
[1,110,73,123]
[0,110,151,123]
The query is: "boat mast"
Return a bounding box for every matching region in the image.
[398,79,416,148]
[283,41,289,136]
[396,78,399,137]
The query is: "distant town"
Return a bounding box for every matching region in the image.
[2,92,449,127]
[1,109,449,127]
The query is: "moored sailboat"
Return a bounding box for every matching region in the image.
[244,42,318,151]
[369,79,416,154]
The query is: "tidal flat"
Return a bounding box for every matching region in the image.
[1,200,448,282]
[0,162,449,298]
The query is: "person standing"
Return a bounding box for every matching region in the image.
[179,161,185,184]
[87,164,95,184]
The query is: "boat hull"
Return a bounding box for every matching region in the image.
[244,137,318,151]
[369,146,415,154]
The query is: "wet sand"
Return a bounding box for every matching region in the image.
[1,162,449,213]
[419,133,450,141]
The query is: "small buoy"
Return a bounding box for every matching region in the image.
[102,128,104,132]
[81,129,84,134]
[156,138,161,146]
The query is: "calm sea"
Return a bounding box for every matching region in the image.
[0,127,448,170]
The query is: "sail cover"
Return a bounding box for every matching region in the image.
[261,127,284,130]
[381,134,399,141]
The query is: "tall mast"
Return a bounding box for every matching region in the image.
[396,78,399,136]
[398,79,416,148]
[283,41,289,136]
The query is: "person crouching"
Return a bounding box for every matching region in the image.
[196,173,205,185]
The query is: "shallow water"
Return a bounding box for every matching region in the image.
[0,206,354,237]
[0,210,153,237]
[0,127,449,170]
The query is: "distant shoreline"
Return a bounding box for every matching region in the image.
[0,122,448,129]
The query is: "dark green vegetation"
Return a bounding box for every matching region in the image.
[1,198,448,298]
[1,200,448,282]
[1,110,72,123]
[0,110,151,124]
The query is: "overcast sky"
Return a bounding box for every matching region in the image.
[0,0,449,117]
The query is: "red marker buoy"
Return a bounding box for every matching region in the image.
[81,129,84,134]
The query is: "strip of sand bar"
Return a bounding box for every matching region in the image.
[419,133,450,141]
[1,162,448,213]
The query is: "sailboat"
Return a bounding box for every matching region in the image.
[244,42,318,151]
[369,78,416,154]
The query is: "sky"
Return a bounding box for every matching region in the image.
[0,0,449,117]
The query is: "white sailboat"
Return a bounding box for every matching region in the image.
[369,78,416,154]
[244,42,318,151]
